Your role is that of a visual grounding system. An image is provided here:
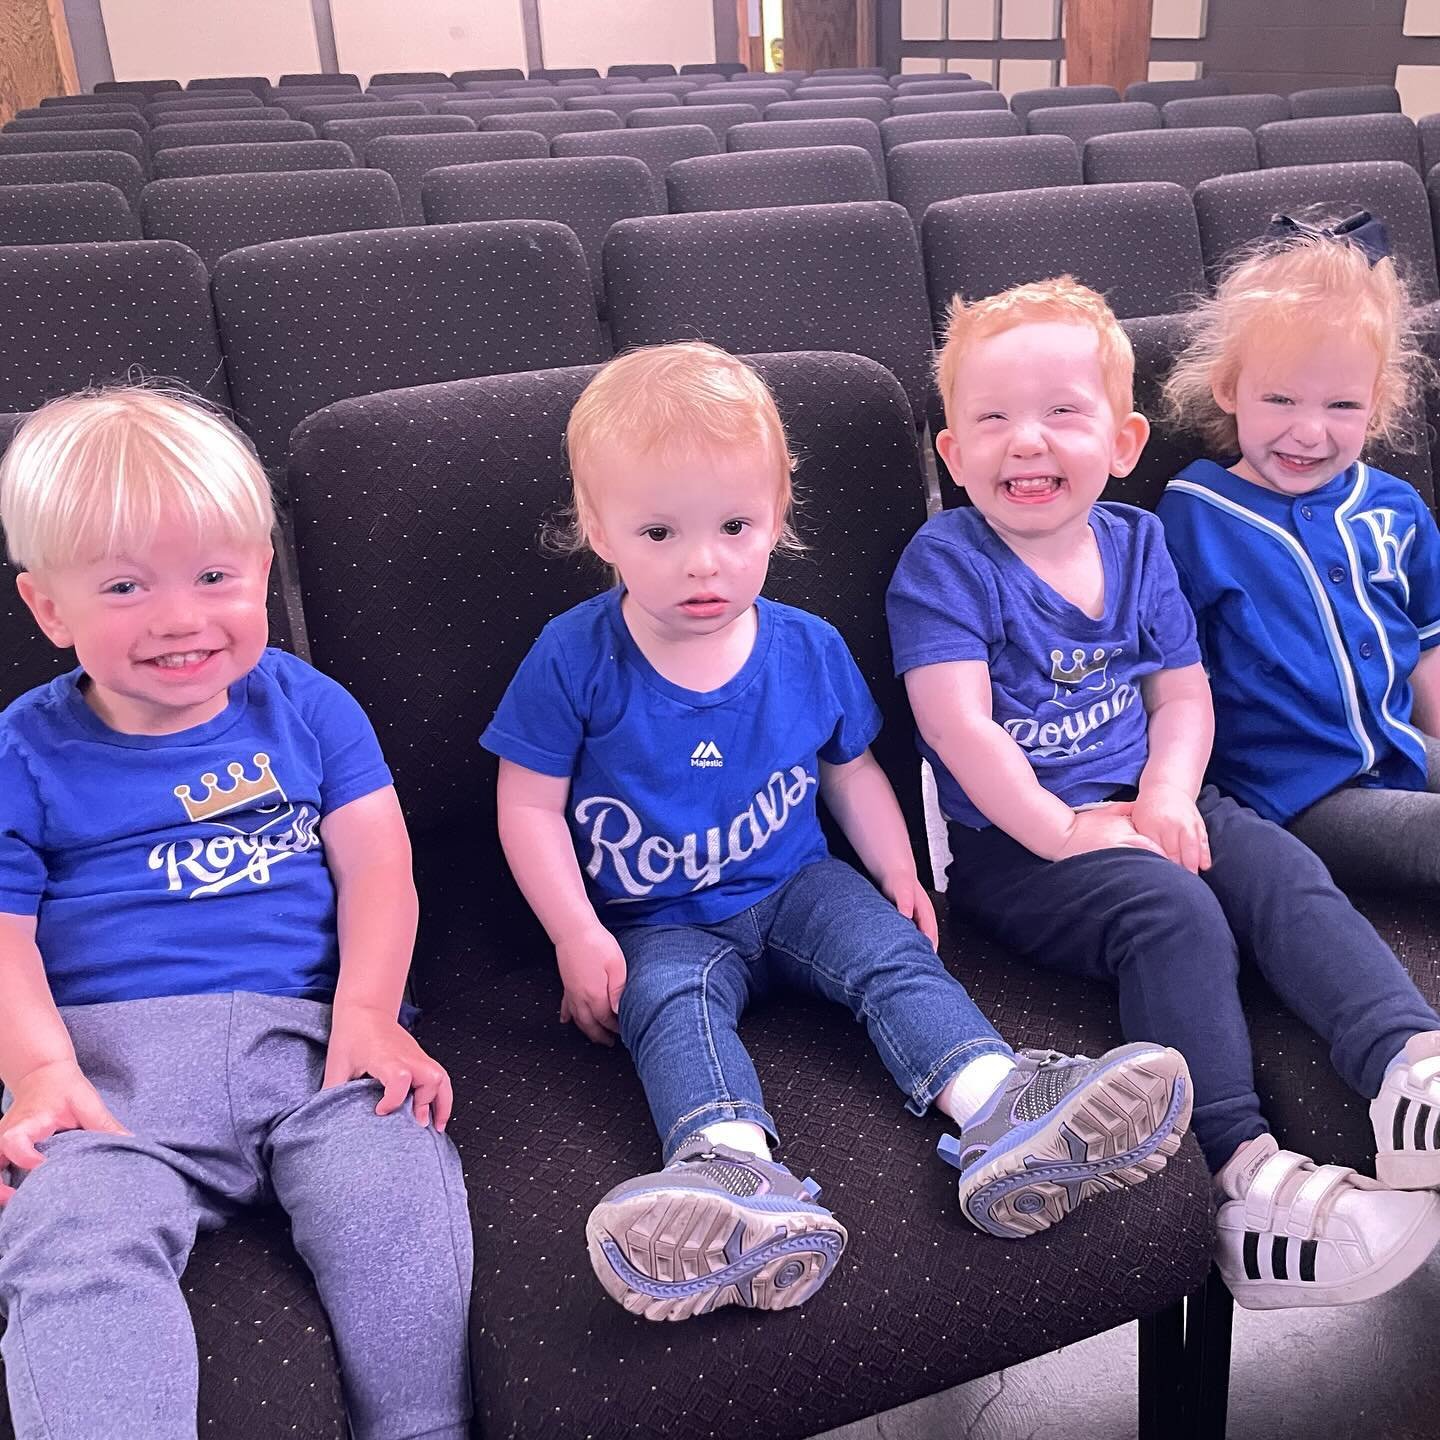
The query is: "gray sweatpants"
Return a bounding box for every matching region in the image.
[1287,735,1440,892]
[0,992,472,1440]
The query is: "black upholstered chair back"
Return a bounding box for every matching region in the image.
[211,220,606,470]
[6,110,149,137]
[887,134,1081,225]
[0,149,146,210]
[604,201,934,430]
[151,139,355,180]
[149,106,290,129]
[0,240,228,414]
[368,129,547,224]
[1289,84,1402,119]
[320,114,475,155]
[552,124,720,209]
[1255,113,1423,173]
[148,119,317,155]
[666,145,884,212]
[1082,125,1257,190]
[285,351,929,960]
[0,129,150,178]
[727,117,886,192]
[0,182,139,245]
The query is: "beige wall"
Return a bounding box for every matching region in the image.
[98,0,320,82]
[536,0,714,72]
[332,0,527,82]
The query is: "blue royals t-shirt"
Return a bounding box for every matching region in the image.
[886,504,1202,829]
[480,590,882,927]
[0,649,393,1007]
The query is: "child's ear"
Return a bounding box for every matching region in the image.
[1211,373,1238,415]
[935,428,960,475]
[1109,411,1151,479]
[15,573,74,651]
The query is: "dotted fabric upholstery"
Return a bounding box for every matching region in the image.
[18,104,140,123]
[889,135,1081,225]
[1289,84,1402,119]
[152,139,356,180]
[0,239,228,413]
[604,202,933,426]
[441,97,560,122]
[699,86,790,108]
[321,113,474,156]
[369,82,460,98]
[683,61,748,75]
[152,104,286,126]
[1191,161,1440,302]
[273,93,381,118]
[210,220,605,468]
[148,120,317,155]
[1082,126,1257,189]
[0,181,139,244]
[369,70,447,86]
[149,93,266,115]
[552,125,720,209]
[889,91,1011,114]
[880,108,1022,150]
[629,103,760,142]
[894,79,993,95]
[367,129,547,223]
[532,67,600,81]
[0,148,146,208]
[5,113,147,142]
[1026,101,1160,143]
[922,182,1204,326]
[452,68,525,83]
[140,169,403,270]
[95,79,181,96]
[480,110,621,140]
[38,93,145,110]
[422,156,656,310]
[1420,114,1440,175]
[297,100,424,126]
[727,118,886,194]
[571,93,681,121]
[187,77,271,99]
[279,72,360,87]
[1124,77,1229,106]
[544,82,604,102]
[609,62,677,79]
[1162,93,1290,131]
[666,146,885,213]
[279,351,1214,1440]
[766,97,890,125]
[1010,84,1119,123]
[0,128,149,174]
[792,84,893,102]
[1255,114,1423,173]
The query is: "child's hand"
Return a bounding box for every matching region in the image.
[881,872,940,949]
[0,1058,128,1204]
[1052,804,1169,863]
[1131,783,1212,874]
[556,927,628,1046]
[323,1007,454,1130]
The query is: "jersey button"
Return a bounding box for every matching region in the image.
[1328,564,1346,583]
[1301,505,1315,521]
[1360,641,1375,659]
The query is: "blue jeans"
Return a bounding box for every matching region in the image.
[612,857,1011,1161]
[947,786,1440,1171]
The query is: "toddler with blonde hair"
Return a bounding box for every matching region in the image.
[889,275,1440,1310]
[0,385,472,1440]
[483,341,1192,1322]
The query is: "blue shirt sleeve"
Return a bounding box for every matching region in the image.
[280,655,394,815]
[480,624,583,778]
[1137,514,1203,670]
[0,739,46,917]
[817,626,883,764]
[1403,492,1440,650]
[886,524,998,675]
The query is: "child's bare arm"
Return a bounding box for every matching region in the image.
[0,913,127,1202]
[496,758,627,1046]
[321,786,453,1129]
[1410,647,1440,738]
[905,660,1163,862]
[818,749,937,945]
[1134,664,1214,874]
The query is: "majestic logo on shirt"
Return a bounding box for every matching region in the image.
[690,741,724,769]
[1354,507,1416,600]
[1005,642,1139,758]
[149,753,322,899]
[574,765,817,900]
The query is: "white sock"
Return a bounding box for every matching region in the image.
[700,1120,771,1159]
[936,1052,1017,1128]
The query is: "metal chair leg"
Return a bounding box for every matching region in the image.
[1182,1263,1234,1440]
[1139,1295,1187,1440]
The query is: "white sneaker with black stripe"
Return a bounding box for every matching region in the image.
[1214,1134,1440,1310]
[1371,1031,1440,1189]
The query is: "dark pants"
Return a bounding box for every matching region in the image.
[946,787,1440,1171]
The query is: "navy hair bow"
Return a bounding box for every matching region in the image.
[1265,210,1391,266]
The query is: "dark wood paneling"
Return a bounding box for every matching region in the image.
[1067,0,1152,91]
[784,0,859,73]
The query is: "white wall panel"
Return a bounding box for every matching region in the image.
[536,0,714,73]
[332,0,526,82]
[99,0,320,82]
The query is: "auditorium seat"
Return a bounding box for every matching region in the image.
[368,82,460,99]
[603,201,934,430]
[727,117,886,191]
[210,220,606,468]
[552,124,720,209]
[147,94,266,116]
[889,91,1012,114]
[666,145,884,212]
[0,129,150,176]
[141,168,403,268]
[1124,76,1229,106]
[608,62,677,79]
[531,67,601,81]
[150,105,292,128]
[279,72,360,88]
[572,92,681,121]
[422,156,655,311]
[95,78,180,97]
[481,109,622,141]
[367,129,547,223]
[152,138,356,180]
[148,119,317,155]
[1162,93,1290,132]
[369,70,447,86]
[187,76,271,100]
[792,83,894,102]
[1083,126,1257,190]
[1288,83,1402,118]
[321,113,475,155]
[0,181,139,244]
[1026,100,1160,143]
[880,108,1022,151]
[681,61,748,76]
[1420,113,1440,175]
[296,100,425,125]
[1192,160,1439,300]
[273,91,381,118]
[888,135,1081,224]
[441,96,561,123]
[18,103,139,124]
[37,92,144,111]
[689,85,788,107]
[1255,113,1423,172]
[893,78,994,95]
[628,102,760,143]
[1009,84,1119,123]
[765,97,890,125]
[6,110,148,137]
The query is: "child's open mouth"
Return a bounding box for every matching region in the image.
[1003,476,1065,502]
[145,650,217,673]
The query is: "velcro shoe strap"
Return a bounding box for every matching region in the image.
[1242,1148,1312,1232]
[1285,1163,1354,1238]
